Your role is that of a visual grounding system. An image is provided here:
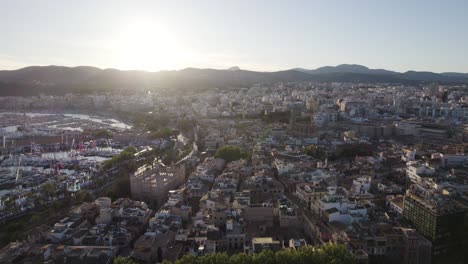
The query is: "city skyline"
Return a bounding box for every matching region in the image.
[1,1,468,263]
[1,0,468,72]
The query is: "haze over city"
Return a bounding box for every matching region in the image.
[0,1,467,264]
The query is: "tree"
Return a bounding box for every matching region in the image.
[198,252,230,264]
[169,244,354,264]
[162,148,177,165]
[175,254,197,264]
[261,111,290,123]
[251,250,275,264]
[304,144,327,159]
[113,256,138,264]
[102,146,137,171]
[122,146,137,154]
[214,145,248,162]
[3,198,16,214]
[131,110,172,129]
[229,253,251,264]
[132,112,147,128]
[94,129,113,139]
[320,243,354,263]
[177,119,196,132]
[74,190,93,204]
[151,128,174,139]
[304,145,317,156]
[146,115,170,132]
[297,245,325,264]
[275,250,299,264]
[30,213,43,225]
[40,182,56,201]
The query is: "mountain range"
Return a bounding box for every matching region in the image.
[0,64,467,96]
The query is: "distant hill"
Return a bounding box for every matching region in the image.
[0,64,467,96]
[295,64,398,75]
[295,64,468,84]
[0,66,101,85]
[441,72,468,78]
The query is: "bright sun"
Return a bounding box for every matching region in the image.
[113,20,187,71]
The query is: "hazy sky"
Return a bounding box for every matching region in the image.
[1,0,468,72]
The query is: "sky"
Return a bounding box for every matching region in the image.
[1,0,468,73]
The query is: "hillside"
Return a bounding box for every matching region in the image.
[0,64,467,96]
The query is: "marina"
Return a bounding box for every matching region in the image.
[0,112,131,139]
[0,111,131,220]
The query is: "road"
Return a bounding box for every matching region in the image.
[269,151,321,240]
[176,128,199,165]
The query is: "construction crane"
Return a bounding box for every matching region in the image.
[15,155,23,184]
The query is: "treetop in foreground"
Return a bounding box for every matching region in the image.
[114,244,355,264]
[176,244,354,264]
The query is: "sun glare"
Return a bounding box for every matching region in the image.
[113,20,187,71]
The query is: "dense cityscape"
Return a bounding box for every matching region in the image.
[1,1,468,264]
[0,80,466,264]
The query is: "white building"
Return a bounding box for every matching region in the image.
[352,176,372,195]
[274,159,295,176]
[318,187,367,225]
[406,163,435,183]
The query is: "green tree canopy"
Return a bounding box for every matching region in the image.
[304,144,326,159]
[261,111,290,123]
[94,129,113,139]
[151,127,174,139]
[146,115,170,132]
[113,256,138,264]
[170,244,354,264]
[102,146,138,171]
[214,145,248,162]
[177,119,197,132]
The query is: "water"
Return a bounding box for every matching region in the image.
[40,151,111,162]
[0,112,132,135]
[62,114,132,129]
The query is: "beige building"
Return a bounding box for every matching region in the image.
[295,182,327,211]
[130,161,185,207]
